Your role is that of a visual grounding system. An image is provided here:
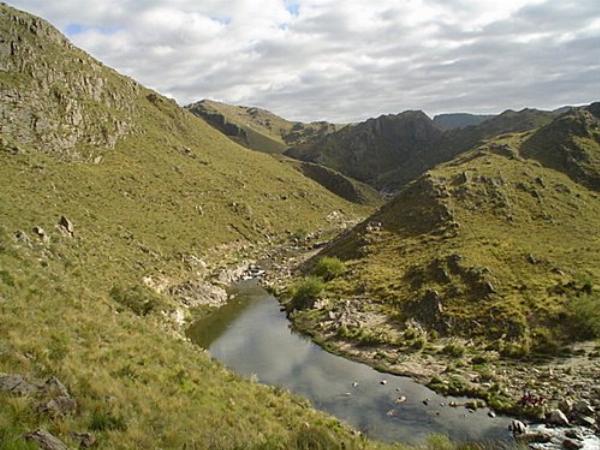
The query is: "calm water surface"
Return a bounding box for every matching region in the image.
[188,281,514,445]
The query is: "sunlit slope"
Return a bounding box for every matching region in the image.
[0,4,375,449]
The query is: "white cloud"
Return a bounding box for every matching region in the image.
[8,0,600,122]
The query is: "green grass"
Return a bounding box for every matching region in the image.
[0,4,379,449]
[288,277,325,311]
[312,257,346,281]
[567,293,600,339]
[302,131,600,355]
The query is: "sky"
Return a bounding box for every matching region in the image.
[9,0,600,122]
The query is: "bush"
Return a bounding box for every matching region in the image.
[442,341,466,358]
[568,293,600,340]
[109,285,163,316]
[90,410,127,431]
[311,257,345,281]
[288,277,324,311]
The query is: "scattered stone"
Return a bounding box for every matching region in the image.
[562,438,584,450]
[32,226,49,243]
[57,215,74,237]
[14,230,31,244]
[559,399,574,415]
[488,411,496,418]
[0,374,39,396]
[509,420,527,435]
[70,432,96,449]
[352,381,358,388]
[573,399,595,415]
[37,395,76,417]
[565,430,583,441]
[516,431,552,444]
[395,396,407,404]
[576,416,596,428]
[547,409,570,426]
[380,380,387,386]
[24,429,68,450]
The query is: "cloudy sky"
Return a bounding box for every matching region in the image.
[10,0,600,122]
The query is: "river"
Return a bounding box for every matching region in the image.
[188,281,518,446]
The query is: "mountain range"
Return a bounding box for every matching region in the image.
[1,2,599,449]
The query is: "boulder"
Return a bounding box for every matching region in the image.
[573,399,595,415]
[509,420,527,435]
[32,226,49,243]
[547,409,570,426]
[516,431,552,444]
[562,439,584,450]
[575,415,596,428]
[24,429,68,450]
[559,399,574,415]
[57,215,74,236]
[0,374,39,396]
[70,432,96,449]
[38,395,77,417]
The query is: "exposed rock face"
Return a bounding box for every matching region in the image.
[169,281,228,308]
[0,4,138,160]
[285,107,558,191]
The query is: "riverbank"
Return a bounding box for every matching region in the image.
[259,250,600,449]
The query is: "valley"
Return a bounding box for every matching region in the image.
[1,2,599,450]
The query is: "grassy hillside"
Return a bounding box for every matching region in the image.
[291,130,600,356]
[285,108,558,192]
[0,4,386,449]
[186,99,344,154]
[186,100,383,205]
[281,158,383,206]
[522,103,600,191]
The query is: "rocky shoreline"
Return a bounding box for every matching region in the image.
[165,231,599,450]
[254,251,600,450]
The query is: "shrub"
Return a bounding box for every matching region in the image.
[90,410,127,431]
[442,341,466,358]
[288,277,324,311]
[109,284,163,316]
[311,257,345,281]
[567,293,600,340]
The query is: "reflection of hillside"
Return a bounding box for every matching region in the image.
[188,296,257,349]
[191,284,512,445]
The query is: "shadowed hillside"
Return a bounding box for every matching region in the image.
[186,99,343,154]
[286,108,558,191]
[522,103,600,191]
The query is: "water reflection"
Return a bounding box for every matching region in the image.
[188,282,512,445]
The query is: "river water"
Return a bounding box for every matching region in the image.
[188,281,519,446]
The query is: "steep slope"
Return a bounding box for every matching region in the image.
[282,158,383,206]
[522,103,600,190]
[286,108,558,192]
[186,99,383,205]
[433,113,494,130]
[0,5,375,449]
[287,132,600,414]
[286,111,447,190]
[306,135,600,347]
[186,99,343,154]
